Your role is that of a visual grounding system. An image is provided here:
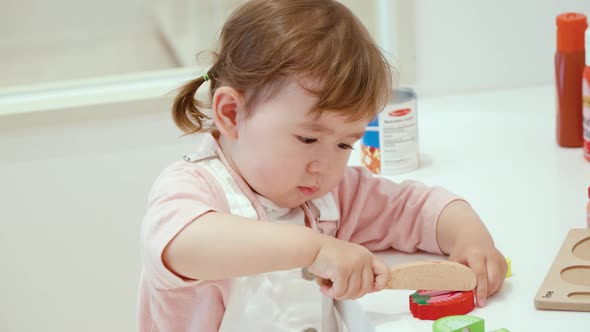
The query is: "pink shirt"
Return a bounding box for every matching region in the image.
[138,134,460,331]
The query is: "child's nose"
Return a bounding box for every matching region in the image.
[307,154,333,174]
[307,160,321,174]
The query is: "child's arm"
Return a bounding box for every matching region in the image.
[163,211,390,300]
[436,200,508,307]
[163,211,319,279]
[332,167,506,305]
[334,167,457,254]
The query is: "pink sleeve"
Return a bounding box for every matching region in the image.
[140,161,228,290]
[333,166,462,254]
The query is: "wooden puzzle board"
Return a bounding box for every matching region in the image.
[534,228,590,311]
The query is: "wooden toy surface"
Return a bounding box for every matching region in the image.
[318,260,477,291]
[534,228,590,312]
[387,261,476,291]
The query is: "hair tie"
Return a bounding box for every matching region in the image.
[202,73,210,82]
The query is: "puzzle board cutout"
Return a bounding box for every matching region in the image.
[534,228,590,311]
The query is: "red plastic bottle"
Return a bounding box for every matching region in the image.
[583,30,590,161]
[555,13,587,147]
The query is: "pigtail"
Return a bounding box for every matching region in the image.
[172,74,211,134]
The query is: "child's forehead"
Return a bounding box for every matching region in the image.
[297,110,370,132]
[274,77,320,100]
[252,76,375,124]
[258,79,320,111]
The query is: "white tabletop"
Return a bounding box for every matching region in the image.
[347,85,590,331]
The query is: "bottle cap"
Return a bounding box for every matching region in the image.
[556,13,587,52]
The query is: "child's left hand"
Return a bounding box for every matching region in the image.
[447,237,507,307]
[436,200,508,307]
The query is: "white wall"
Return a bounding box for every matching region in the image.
[409,0,590,96]
[0,0,177,87]
[0,0,150,48]
[0,98,200,331]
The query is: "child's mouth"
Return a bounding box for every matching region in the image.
[297,186,318,196]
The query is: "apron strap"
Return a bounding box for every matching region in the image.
[193,156,259,220]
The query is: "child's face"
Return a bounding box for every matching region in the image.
[230,80,370,208]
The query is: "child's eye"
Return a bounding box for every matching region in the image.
[338,143,354,150]
[297,136,318,144]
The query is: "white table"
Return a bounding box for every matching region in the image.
[347,85,590,331]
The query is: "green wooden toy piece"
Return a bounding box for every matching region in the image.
[433,315,510,332]
[432,315,484,332]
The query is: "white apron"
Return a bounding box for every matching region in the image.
[183,153,375,332]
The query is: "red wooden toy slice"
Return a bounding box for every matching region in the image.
[409,290,475,320]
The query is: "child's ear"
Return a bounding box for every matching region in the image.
[212,87,244,140]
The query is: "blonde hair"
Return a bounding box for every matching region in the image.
[172,0,394,134]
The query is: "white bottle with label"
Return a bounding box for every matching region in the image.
[360,88,419,175]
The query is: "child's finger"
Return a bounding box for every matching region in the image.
[327,273,348,299]
[467,256,489,307]
[486,255,507,296]
[486,263,503,297]
[361,263,374,296]
[342,271,361,300]
[316,277,331,288]
[371,258,390,292]
[315,272,344,299]
[313,269,332,289]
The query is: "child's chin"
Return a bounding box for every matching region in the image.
[276,192,320,209]
[283,200,305,209]
[280,197,308,209]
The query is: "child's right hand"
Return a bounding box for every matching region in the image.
[308,237,390,300]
